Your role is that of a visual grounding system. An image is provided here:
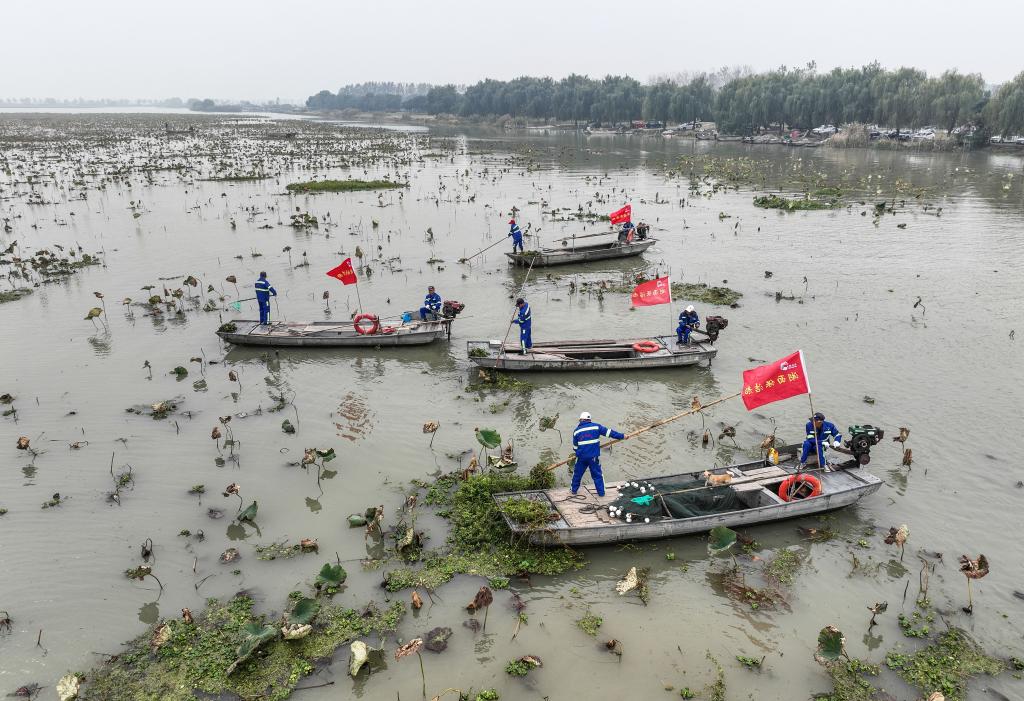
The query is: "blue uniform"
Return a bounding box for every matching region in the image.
[618,221,635,243]
[572,420,625,496]
[676,309,700,343]
[419,291,442,320]
[254,277,277,325]
[508,222,524,253]
[513,302,532,351]
[800,420,842,466]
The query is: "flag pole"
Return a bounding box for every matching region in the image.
[667,273,674,342]
[354,278,363,315]
[800,349,822,472]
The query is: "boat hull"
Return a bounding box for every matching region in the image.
[217,319,450,347]
[467,336,716,371]
[506,239,655,267]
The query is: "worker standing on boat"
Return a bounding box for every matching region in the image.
[676,305,700,345]
[419,285,442,321]
[799,412,842,469]
[571,412,625,497]
[508,219,525,253]
[512,297,532,352]
[254,271,277,326]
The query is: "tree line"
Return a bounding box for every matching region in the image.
[306,65,1024,137]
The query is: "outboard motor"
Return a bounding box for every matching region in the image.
[846,425,884,465]
[442,300,466,319]
[705,315,728,342]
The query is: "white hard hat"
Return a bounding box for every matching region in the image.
[579,412,591,421]
[685,305,695,312]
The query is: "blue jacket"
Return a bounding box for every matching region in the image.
[801,420,842,463]
[677,310,699,327]
[423,291,442,312]
[508,222,523,243]
[254,278,276,301]
[573,421,624,460]
[514,302,531,326]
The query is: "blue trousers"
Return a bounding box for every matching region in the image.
[572,456,605,496]
[519,322,532,351]
[512,238,524,253]
[676,324,692,343]
[258,298,271,324]
[419,306,439,320]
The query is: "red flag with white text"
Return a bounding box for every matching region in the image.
[609,204,632,225]
[741,350,811,411]
[630,276,671,307]
[326,258,358,285]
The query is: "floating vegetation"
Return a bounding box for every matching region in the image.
[82,594,405,700]
[505,655,542,676]
[465,369,532,393]
[885,629,1004,701]
[763,548,802,585]
[0,288,32,304]
[285,179,406,192]
[753,194,836,210]
[576,609,603,637]
[383,468,580,592]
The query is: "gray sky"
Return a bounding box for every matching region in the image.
[4,0,1022,101]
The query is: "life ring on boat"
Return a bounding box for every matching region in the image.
[632,340,660,354]
[380,326,396,334]
[353,314,380,335]
[778,474,822,501]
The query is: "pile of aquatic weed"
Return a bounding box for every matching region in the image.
[753,194,836,211]
[83,593,404,701]
[600,279,742,307]
[384,466,582,592]
[284,178,406,193]
[884,628,1005,701]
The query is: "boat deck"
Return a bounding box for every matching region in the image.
[467,336,716,371]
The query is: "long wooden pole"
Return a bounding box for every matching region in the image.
[544,391,741,471]
[461,223,533,263]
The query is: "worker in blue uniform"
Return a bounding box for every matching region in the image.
[508,219,525,253]
[571,412,625,497]
[419,285,442,320]
[617,220,636,243]
[512,297,532,352]
[676,305,700,345]
[254,271,277,325]
[799,412,843,469]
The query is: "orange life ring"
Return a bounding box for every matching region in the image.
[380,326,396,334]
[632,339,660,354]
[778,474,822,502]
[353,313,380,335]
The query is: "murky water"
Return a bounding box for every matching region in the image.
[1,114,1023,700]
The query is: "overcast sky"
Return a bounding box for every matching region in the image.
[4,0,1022,101]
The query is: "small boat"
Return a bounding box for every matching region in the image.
[466,334,716,371]
[494,440,884,546]
[505,238,656,267]
[216,317,452,347]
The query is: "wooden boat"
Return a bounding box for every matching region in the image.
[494,446,883,546]
[505,238,655,267]
[216,318,451,347]
[466,334,715,371]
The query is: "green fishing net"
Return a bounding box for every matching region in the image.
[606,478,743,522]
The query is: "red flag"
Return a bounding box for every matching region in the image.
[630,276,671,307]
[741,351,811,411]
[326,258,357,285]
[609,204,632,225]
